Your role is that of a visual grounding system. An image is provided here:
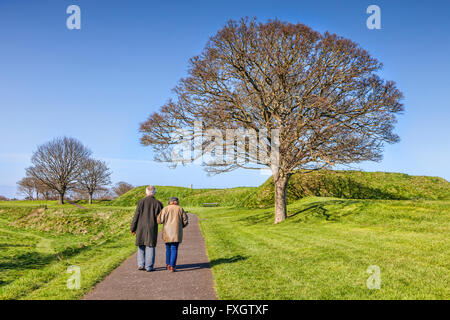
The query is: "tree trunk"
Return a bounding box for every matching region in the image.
[58,192,65,205]
[274,175,289,224]
[88,193,93,205]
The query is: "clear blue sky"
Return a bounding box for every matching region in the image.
[1,0,449,198]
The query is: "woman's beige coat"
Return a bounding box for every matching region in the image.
[157,204,189,243]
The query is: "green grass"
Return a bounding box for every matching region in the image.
[1,169,449,300]
[0,203,136,300]
[192,197,450,299]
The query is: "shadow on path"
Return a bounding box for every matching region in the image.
[175,262,211,271]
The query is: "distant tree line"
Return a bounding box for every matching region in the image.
[17,136,134,204]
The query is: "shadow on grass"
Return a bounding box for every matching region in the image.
[0,251,57,270]
[239,199,367,225]
[0,279,12,287]
[0,237,121,273]
[0,243,33,248]
[238,211,273,225]
[210,255,248,267]
[287,199,365,221]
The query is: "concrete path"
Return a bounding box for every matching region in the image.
[83,214,217,300]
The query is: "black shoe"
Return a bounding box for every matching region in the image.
[146,268,155,272]
[138,266,145,271]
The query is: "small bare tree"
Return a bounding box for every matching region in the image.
[96,188,114,201]
[35,179,57,200]
[77,159,112,204]
[17,177,37,200]
[26,137,91,204]
[17,175,55,200]
[139,18,404,223]
[112,181,134,197]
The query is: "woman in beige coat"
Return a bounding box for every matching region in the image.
[157,197,189,272]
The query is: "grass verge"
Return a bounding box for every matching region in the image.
[193,197,450,299]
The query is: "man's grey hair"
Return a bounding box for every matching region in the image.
[146,185,156,196]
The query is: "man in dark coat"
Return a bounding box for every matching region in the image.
[130,185,163,272]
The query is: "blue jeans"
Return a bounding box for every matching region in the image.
[165,242,179,267]
[137,245,155,271]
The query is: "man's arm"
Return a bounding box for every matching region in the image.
[182,209,189,228]
[156,201,164,223]
[130,200,142,233]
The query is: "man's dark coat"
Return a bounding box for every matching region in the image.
[130,196,163,247]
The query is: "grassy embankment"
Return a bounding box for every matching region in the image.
[0,203,136,299]
[1,170,449,299]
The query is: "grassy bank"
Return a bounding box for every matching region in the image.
[109,185,258,207]
[193,197,450,299]
[0,203,136,299]
[256,171,450,206]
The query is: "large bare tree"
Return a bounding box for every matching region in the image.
[77,159,112,204]
[139,18,404,223]
[26,137,92,204]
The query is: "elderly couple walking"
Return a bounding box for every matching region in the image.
[130,185,189,272]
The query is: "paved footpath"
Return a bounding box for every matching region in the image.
[83,214,217,300]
